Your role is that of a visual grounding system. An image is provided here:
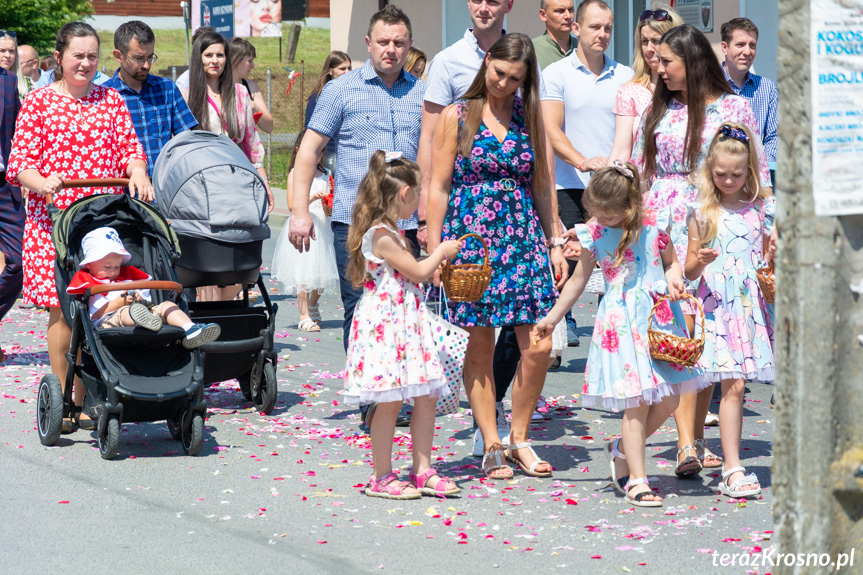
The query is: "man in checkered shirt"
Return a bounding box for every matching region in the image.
[104,21,198,179]
[289,5,424,353]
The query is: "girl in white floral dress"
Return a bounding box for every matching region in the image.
[344,151,463,500]
[533,162,706,508]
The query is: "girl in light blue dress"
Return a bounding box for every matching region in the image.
[533,161,706,508]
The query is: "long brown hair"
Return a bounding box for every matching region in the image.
[583,162,644,266]
[308,51,351,100]
[457,33,550,195]
[188,31,239,140]
[641,25,732,180]
[347,151,421,288]
[695,123,768,244]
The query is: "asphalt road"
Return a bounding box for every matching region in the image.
[0,221,774,575]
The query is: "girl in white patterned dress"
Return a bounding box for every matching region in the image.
[344,151,463,500]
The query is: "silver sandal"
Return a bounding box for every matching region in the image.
[717,466,762,499]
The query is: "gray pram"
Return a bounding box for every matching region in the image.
[153,130,279,414]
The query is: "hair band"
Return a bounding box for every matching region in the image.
[612,160,634,179]
[384,151,403,163]
[719,125,749,144]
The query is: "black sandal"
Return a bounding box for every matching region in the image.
[73,406,97,431]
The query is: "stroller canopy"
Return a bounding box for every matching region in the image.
[153,130,270,244]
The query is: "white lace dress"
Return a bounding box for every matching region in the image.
[271,169,340,294]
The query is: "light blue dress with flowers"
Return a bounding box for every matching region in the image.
[575,211,706,411]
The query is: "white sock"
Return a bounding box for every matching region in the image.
[182,322,194,331]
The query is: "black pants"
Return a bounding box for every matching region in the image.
[0,182,24,322]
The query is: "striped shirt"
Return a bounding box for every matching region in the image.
[307,60,425,226]
[104,71,198,176]
[723,64,778,164]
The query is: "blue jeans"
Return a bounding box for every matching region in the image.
[331,221,363,353]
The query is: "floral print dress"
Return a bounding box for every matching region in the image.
[343,225,450,405]
[631,93,771,271]
[691,200,775,382]
[442,97,556,327]
[6,85,146,307]
[575,212,705,411]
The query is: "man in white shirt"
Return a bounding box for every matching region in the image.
[16,45,41,94]
[417,0,512,250]
[541,0,633,344]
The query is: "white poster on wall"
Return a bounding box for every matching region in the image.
[810,0,863,216]
[672,0,713,33]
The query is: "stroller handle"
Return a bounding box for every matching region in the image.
[88,280,184,296]
[46,179,131,206]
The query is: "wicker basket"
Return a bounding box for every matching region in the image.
[322,202,332,217]
[441,233,492,303]
[756,262,775,304]
[647,293,705,368]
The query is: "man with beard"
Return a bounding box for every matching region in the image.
[105,21,198,178]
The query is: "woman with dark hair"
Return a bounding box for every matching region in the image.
[182,30,273,301]
[6,21,149,432]
[427,33,566,480]
[229,37,274,134]
[631,24,771,484]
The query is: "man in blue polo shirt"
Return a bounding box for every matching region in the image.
[720,18,778,185]
[289,5,423,346]
[104,21,198,178]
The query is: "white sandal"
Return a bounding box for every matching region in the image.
[624,477,663,508]
[717,466,762,499]
[505,442,552,477]
[297,318,320,332]
[605,438,628,494]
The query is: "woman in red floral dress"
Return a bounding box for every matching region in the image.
[6,22,150,432]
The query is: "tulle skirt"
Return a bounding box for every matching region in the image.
[271,212,340,295]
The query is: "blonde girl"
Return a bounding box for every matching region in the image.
[534,161,705,508]
[344,151,463,500]
[684,122,775,499]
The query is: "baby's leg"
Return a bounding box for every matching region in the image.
[151,301,191,327]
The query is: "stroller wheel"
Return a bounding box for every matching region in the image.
[37,374,64,446]
[254,362,278,415]
[181,411,204,456]
[166,413,182,440]
[98,415,120,460]
[237,372,253,402]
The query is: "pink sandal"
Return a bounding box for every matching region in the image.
[365,472,421,500]
[410,468,461,497]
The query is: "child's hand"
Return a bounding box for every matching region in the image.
[439,239,463,260]
[563,238,582,259]
[531,319,554,343]
[766,228,778,263]
[696,247,719,265]
[121,291,135,305]
[666,277,686,302]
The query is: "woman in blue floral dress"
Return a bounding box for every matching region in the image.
[427,34,567,480]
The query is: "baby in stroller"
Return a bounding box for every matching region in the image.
[68,227,221,349]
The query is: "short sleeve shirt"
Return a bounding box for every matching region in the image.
[104,71,198,176]
[541,54,634,189]
[424,29,486,107]
[307,60,425,226]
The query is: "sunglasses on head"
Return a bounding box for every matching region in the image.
[639,9,670,22]
[0,30,17,40]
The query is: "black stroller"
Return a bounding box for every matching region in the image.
[36,185,207,459]
[153,131,279,414]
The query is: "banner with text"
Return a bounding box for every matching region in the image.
[810,0,863,216]
[192,0,282,38]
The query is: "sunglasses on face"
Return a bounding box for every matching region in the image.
[639,9,669,22]
[0,30,17,39]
